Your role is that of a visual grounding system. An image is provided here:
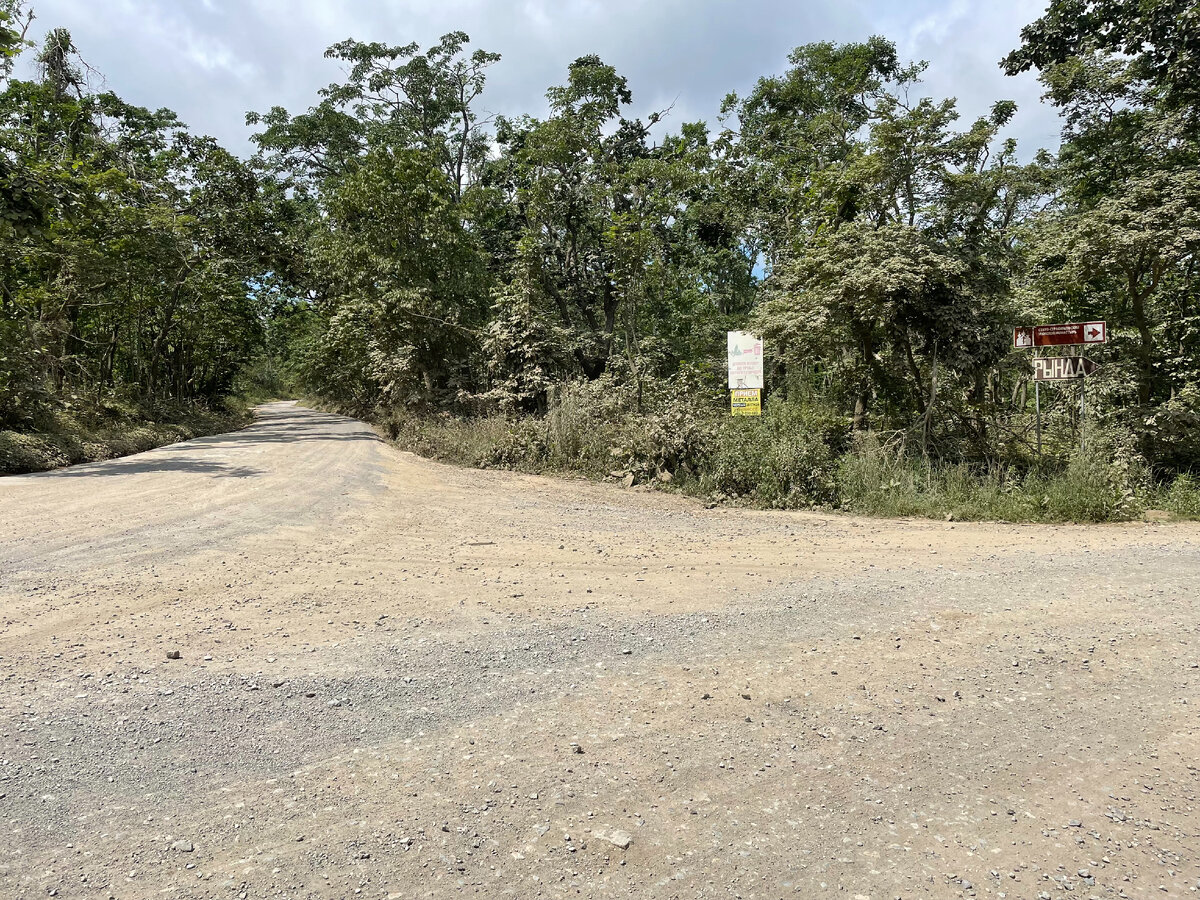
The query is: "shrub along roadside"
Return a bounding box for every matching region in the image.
[1153,474,1200,520]
[0,400,253,475]
[338,376,1200,524]
[835,434,1146,523]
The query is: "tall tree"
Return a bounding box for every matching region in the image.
[1005,0,1200,457]
[1,25,269,425]
[250,33,500,411]
[483,57,746,409]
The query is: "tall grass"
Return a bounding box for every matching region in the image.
[363,388,1187,524]
[701,403,844,507]
[1155,473,1200,520]
[543,384,618,470]
[836,433,1145,522]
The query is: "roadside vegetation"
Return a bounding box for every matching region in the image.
[0,398,250,474]
[368,377,1200,522]
[2,0,1198,516]
[0,3,272,471]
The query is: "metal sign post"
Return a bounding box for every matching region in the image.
[1016,323,1105,455]
[1080,376,1086,452]
[1034,366,1042,455]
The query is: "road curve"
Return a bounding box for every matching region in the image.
[2,402,1199,899]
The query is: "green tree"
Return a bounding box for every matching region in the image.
[716,38,915,271]
[1006,0,1200,463]
[0,0,32,82]
[250,33,500,411]
[485,56,646,395]
[1,24,269,425]
[485,58,750,409]
[736,42,1045,456]
[1004,0,1200,111]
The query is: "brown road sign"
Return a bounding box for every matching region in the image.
[1014,321,1106,348]
[1034,356,1101,381]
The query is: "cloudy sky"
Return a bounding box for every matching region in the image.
[20,0,1062,157]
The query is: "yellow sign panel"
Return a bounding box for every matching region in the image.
[730,388,761,417]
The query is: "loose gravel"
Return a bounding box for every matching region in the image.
[2,402,1198,899]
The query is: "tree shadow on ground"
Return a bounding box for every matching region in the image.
[37,457,263,479]
[19,405,377,478]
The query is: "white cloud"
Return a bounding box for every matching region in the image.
[18,0,1063,156]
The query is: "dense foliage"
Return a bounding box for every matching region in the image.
[0,2,271,429]
[2,0,1198,509]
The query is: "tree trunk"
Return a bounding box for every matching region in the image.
[852,394,869,430]
[921,342,939,460]
[900,328,926,415]
[1129,279,1154,406]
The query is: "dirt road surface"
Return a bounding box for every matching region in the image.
[2,402,1198,900]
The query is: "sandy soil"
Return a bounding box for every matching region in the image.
[1,401,1197,900]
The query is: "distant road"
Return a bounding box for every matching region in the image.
[0,401,387,579]
[2,402,1198,898]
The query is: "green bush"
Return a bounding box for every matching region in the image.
[1035,448,1143,522]
[832,435,1021,520]
[0,401,251,475]
[835,430,1147,523]
[377,409,548,470]
[1138,385,1200,474]
[604,382,720,480]
[700,401,847,507]
[362,382,1179,524]
[1160,474,1200,519]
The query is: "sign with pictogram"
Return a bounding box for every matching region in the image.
[1033,356,1101,381]
[727,331,764,389]
[1013,322,1107,348]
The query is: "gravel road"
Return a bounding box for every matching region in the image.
[2,401,1198,900]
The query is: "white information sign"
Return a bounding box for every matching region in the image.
[727,331,764,390]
